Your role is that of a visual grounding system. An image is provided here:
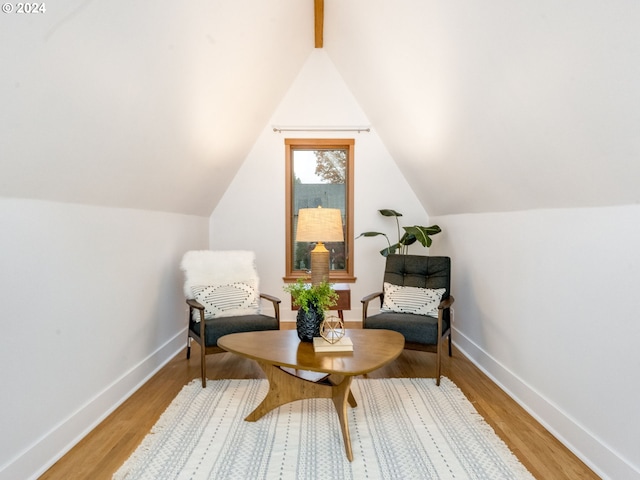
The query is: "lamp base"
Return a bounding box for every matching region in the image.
[310,242,330,285]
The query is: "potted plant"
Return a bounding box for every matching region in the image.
[284,279,338,342]
[358,209,441,256]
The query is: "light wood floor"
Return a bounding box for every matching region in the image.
[41,324,600,479]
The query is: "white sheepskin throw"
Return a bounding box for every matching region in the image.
[180,250,260,299]
[180,250,262,321]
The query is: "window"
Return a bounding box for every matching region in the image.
[284,138,355,282]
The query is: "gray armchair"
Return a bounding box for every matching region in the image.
[361,255,454,385]
[181,250,281,387]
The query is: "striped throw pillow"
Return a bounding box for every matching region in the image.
[380,282,445,317]
[191,281,260,321]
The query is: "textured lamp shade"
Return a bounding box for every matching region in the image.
[296,207,344,285]
[296,207,344,243]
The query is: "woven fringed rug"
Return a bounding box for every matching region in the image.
[114,378,534,480]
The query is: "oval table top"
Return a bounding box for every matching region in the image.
[218,329,405,376]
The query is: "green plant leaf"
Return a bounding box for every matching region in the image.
[399,232,417,246]
[403,225,442,247]
[357,231,387,238]
[359,209,442,256]
[381,243,402,256]
[283,279,338,313]
[378,209,403,217]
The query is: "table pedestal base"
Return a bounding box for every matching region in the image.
[245,361,358,461]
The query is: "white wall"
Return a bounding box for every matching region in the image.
[0,198,208,480]
[431,205,640,480]
[209,50,431,321]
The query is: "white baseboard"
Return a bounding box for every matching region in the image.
[452,327,639,480]
[1,328,187,480]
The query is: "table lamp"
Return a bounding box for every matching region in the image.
[296,206,344,285]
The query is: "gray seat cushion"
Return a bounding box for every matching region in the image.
[190,314,279,347]
[364,312,447,345]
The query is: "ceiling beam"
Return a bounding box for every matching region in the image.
[314,0,324,48]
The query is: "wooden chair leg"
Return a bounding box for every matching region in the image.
[448,333,452,357]
[200,344,207,388]
[435,340,441,387]
[186,336,191,359]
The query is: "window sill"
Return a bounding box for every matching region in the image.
[283,274,357,284]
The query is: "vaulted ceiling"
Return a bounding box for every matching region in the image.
[2,1,639,216]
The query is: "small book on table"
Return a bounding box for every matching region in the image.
[313,336,353,352]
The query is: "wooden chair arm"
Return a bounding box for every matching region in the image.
[438,295,455,310]
[361,291,383,304]
[259,293,281,304]
[260,293,282,323]
[186,298,206,336]
[361,291,384,322]
[186,298,204,310]
[437,295,455,351]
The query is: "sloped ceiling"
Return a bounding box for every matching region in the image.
[1,0,313,215]
[2,1,640,216]
[324,1,640,215]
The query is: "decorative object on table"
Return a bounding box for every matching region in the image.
[295,206,344,285]
[319,314,345,344]
[284,279,338,342]
[357,208,441,256]
[295,302,323,342]
[114,378,535,480]
[313,336,353,352]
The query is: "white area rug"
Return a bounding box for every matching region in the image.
[114,378,535,480]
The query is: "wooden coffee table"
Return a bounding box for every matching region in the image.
[217,329,404,461]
